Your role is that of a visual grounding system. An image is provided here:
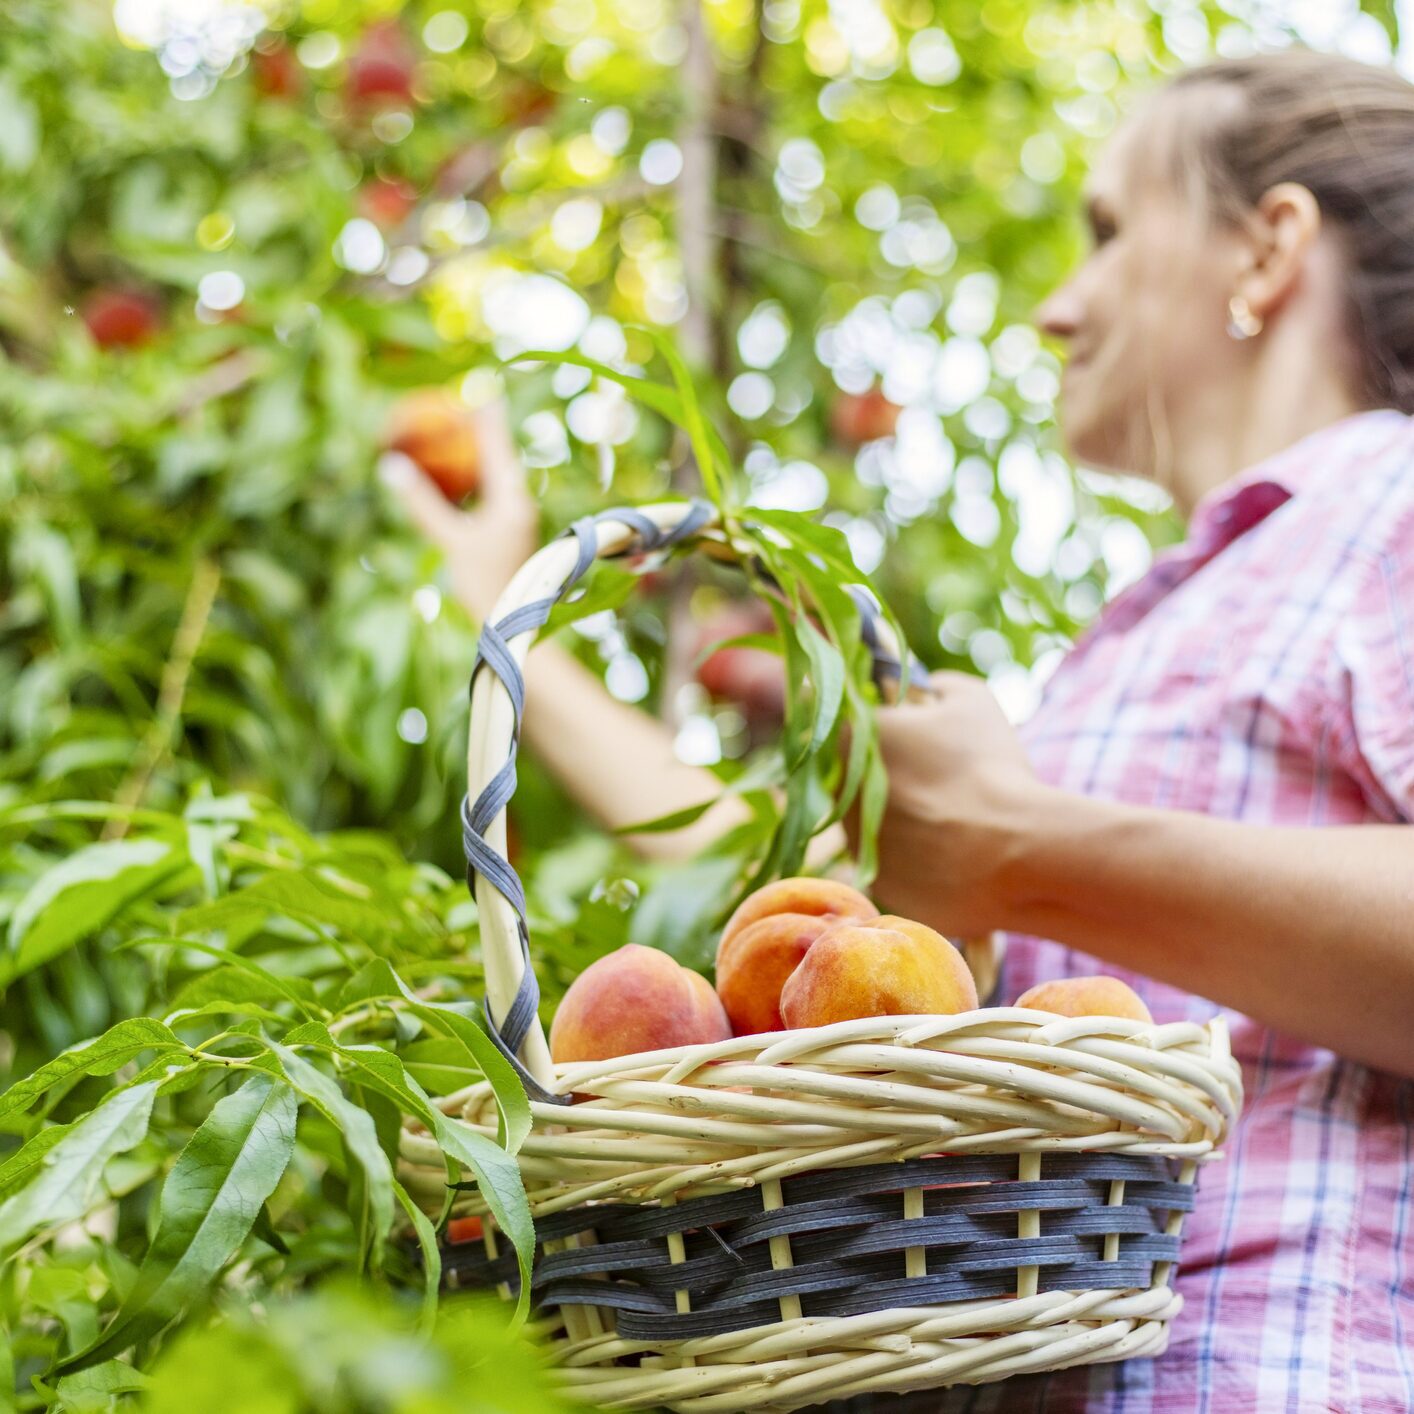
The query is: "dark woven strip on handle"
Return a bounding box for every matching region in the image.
[463,502,712,1102]
[461,502,927,1102]
[441,1152,1197,1338]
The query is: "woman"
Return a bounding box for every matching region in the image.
[387,51,1414,1413]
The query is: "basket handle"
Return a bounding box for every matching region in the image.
[463,499,930,1103]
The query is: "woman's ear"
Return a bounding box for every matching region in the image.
[1237,181,1322,322]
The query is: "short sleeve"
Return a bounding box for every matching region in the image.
[1333,527,1414,821]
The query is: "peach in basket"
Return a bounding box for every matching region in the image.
[1015,975,1153,1023]
[548,943,730,1064]
[780,914,978,1028]
[714,876,878,1035]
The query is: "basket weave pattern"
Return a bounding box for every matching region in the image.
[445,1152,1194,1338]
[401,501,1244,1411]
[404,1011,1240,1410]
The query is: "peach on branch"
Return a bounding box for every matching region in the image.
[691,601,786,722]
[346,21,417,107]
[549,944,731,1064]
[81,288,161,349]
[383,388,481,502]
[1014,976,1153,1023]
[358,176,418,229]
[830,386,901,448]
[779,914,978,1028]
[714,878,877,1036]
[250,41,301,100]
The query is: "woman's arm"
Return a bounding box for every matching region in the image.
[515,638,755,859]
[865,671,1414,1077]
[383,403,848,863]
[1008,792,1414,1074]
[382,405,752,859]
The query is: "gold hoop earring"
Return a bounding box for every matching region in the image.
[1226,295,1263,340]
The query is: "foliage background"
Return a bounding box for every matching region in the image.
[0,0,1403,1408]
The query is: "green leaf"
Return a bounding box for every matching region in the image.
[0,1316,13,1414]
[795,617,847,760]
[0,1018,184,1122]
[394,1181,441,1333]
[300,1035,534,1325]
[539,565,638,636]
[629,857,741,971]
[613,751,785,839]
[1359,0,1399,46]
[335,959,530,1155]
[500,350,689,424]
[0,1082,156,1251]
[52,1360,151,1410]
[612,797,719,837]
[266,1042,394,1272]
[4,840,185,986]
[436,1120,535,1322]
[154,939,321,1020]
[501,344,734,495]
[58,1074,298,1372]
[251,1202,290,1256]
[179,868,382,942]
[401,1037,479,1095]
[650,329,730,507]
[0,1121,73,1201]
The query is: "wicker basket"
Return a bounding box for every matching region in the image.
[400,501,1243,1412]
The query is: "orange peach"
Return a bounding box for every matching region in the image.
[549,944,731,1064]
[779,914,978,1028]
[830,386,901,447]
[446,1215,483,1244]
[1014,976,1153,1024]
[384,388,481,502]
[715,878,878,1035]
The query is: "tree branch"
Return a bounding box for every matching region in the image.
[103,558,222,841]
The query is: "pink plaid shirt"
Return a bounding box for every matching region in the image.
[945,409,1414,1414]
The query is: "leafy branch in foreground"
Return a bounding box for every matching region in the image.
[510,335,904,898]
[0,793,548,1395]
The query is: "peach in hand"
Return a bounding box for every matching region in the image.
[383,389,482,503]
[779,914,978,1029]
[714,878,878,1035]
[1014,976,1153,1023]
[549,943,731,1064]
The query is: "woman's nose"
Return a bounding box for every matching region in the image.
[1035,281,1082,340]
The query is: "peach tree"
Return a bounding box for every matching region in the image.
[0,0,1396,1408]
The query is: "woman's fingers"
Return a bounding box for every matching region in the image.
[470,396,532,513]
[378,454,465,550]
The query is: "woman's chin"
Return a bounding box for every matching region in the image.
[1058,406,1146,477]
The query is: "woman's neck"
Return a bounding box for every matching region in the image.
[1162,335,1367,518]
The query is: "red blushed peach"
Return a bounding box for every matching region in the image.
[383,388,481,502]
[1014,976,1153,1024]
[779,914,978,1028]
[714,878,877,1035]
[549,944,731,1064]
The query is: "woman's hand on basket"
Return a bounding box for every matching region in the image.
[380,395,539,624]
[856,670,1044,937]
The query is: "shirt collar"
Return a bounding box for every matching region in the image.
[1186,408,1409,550]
